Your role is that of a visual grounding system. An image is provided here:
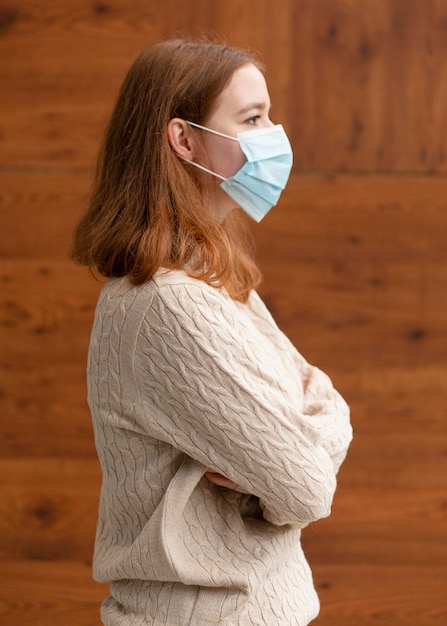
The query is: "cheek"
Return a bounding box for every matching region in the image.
[226,144,246,176]
[205,138,246,178]
[219,146,246,178]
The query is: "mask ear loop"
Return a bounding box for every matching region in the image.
[179,155,226,181]
[180,121,239,180]
[186,121,238,142]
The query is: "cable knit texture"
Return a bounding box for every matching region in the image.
[87,269,352,626]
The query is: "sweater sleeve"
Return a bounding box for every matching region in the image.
[246,291,352,475]
[132,280,341,528]
[300,365,352,474]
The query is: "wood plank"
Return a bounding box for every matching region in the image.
[0,559,108,626]
[2,1,447,172]
[1,259,446,461]
[0,261,100,456]
[339,433,447,489]
[0,367,95,457]
[3,170,447,263]
[0,362,90,457]
[0,3,446,625]
[259,272,447,372]
[1,363,445,458]
[1,173,446,456]
[260,174,447,259]
[0,1,160,169]
[2,171,447,373]
[0,171,93,259]
[255,176,447,370]
[2,253,444,371]
[0,561,445,625]
[291,0,447,173]
[0,261,102,362]
[0,458,101,561]
[336,366,447,435]
[302,487,447,566]
[312,565,447,625]
[0,0,295,169]
[1,457,445,567]
[2,358,446,482]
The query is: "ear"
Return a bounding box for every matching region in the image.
[167,118,197,159]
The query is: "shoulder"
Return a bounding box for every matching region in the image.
[96,271,276,346]
[150,269,241,330]
[94,270,239,336]
[153,268,222,298]
[150,273,287,350]
[97,269,224,314]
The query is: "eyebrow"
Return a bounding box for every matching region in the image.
[236,102,271,115]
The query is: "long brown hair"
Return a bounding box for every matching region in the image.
[71,38,263,302]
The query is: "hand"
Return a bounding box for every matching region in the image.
[205,468,238,490]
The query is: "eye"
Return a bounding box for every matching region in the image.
[246,115,260,125]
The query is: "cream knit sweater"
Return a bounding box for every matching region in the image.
[87,269,352,626]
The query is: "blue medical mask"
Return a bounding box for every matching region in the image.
[185,121,293,222]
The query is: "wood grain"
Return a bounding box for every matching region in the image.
[0,560,108,626]
[256,176,447,372]
[291,0,447,172]
[0,171,92,260]
[0,261,101,456]
[302,486,447,566]
[1,562,445,625]
[2,1,447,172]
[312,565,447,625]
[0,458,100,561]
[0,0,295,170]
[1,1,446,625]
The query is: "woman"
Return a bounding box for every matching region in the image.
[72,38,352,626]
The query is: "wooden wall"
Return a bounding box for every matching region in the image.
[1,1,446,624]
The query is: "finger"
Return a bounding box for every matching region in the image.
[205,471,238,490]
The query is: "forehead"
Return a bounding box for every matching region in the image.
[214,63,271,115]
